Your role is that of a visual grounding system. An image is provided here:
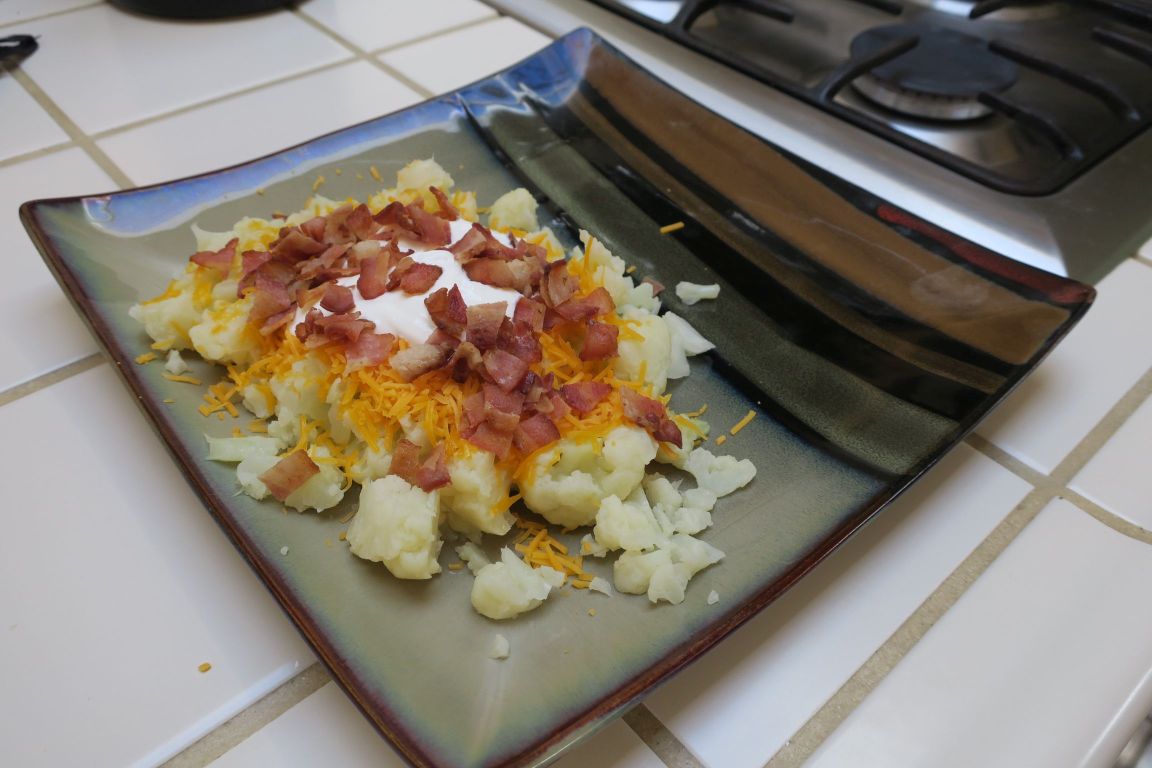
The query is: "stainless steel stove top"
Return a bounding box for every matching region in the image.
[489,0,1152,283]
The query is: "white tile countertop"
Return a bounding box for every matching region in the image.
[2,2,1152,768]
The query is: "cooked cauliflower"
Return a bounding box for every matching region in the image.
[189,295,261,366]
[572,232,661,313]
[685,447,757,497]
[674,282,720,305]
[205,435,280,462]
[664,311,715,380]
[164,349,190,375]
[471,548,564,620]
[487,188,538,232]
[613,534,724,604]
[347,475,443,579]
[615,307,671,395]
[128,273,200,351]
[593,489,665,553]
[396,158,454,195]
[440,451,515,538]
[520,426,657,528]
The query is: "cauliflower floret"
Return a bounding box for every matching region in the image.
[593,489,665,553]
[129,275,200,350]
[613,534,724,604]
[397,158,454,195]
[520,426,657,528]
[347,475,443,579]
[487,188,538,232]
[240,381,275,419]
[684,448,757,497]
[524,227,565,262]
[655,417,708,469]
[674,282,720,305]
[188,295,261,366]
[283,459,345,512]
[643,474,682,512]
[614,549,673,595]
[346,441,392,485]
[236,454,279,500]
[440,451,515,538]
[455,541,491,575]
[164,349,190,375]
[572,232,661,313]
[206,435,280,462]
[470,548,564,620]
[268,356,331,443]
[663,311,715,380]
[615,306,671,395]
[190,223,236,253]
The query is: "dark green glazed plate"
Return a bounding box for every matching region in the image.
[21,29,1093,768]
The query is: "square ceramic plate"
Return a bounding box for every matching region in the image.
[22,29,1093,768]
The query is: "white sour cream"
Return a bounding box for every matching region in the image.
[299,219,522,344]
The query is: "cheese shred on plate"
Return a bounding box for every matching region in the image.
[130,159,757,621]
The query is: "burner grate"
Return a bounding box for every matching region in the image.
[589,0,1152,194]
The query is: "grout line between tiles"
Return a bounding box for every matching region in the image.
[289,9,437,99]
[622,704,707,768]
[0,354,103,409]
[0,139,76,170]
[0,0,102,31]
[88,57,358,141]
[766,365,1152,766]
[4,64,134,188]
[367,13,509,56]
[160,663,332,768]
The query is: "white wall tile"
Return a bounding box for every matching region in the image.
[0,366,315,768]
[976,260,1152,473]
[0,149,112,390]
[1070,395,1152,530]
[0,72,69,160]
[379,17,551,95]
[807,499,1152,768]
[0,0,94,26]
[9,4,351,133]
[210,682,662,768]
[99,61,422,186]
[301,0,495,53]
[644,445,1031,768]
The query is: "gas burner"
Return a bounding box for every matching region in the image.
[903,0,1069,21]
[850,25,1018,121]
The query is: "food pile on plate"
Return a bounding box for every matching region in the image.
[131,159,755,620]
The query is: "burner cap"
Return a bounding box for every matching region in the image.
[850,24,1018,121]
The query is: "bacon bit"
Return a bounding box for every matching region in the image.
[414,443,451,491]
[447,224,490,261]
[555,286,615,322]
[546,391,572,423]
[659,221,685,234]
[241,250,272,278]
[322,203,356,244]
[497,319,542,364]
[260,307,296,336]
[621,388,682,447]
[299,243,350,281]
[466,421,514,459]
[271,228,325,262]
[399,262,443,294]
[135,352,157,364]
[190,238,237,272]
[407,202,451,247]
[465,302,507,350]
[540,261,577,308]
[357,255,388,300]
[461,390,486,436]
[320,283,355,314]
[513,297,545,333]
[513,413,561,454]
[425,328,460,349]
[580,320,619,361]
[389,439,422,484]
[314,313,374,343]
[729,409,757,435]
[345,331,395,373]
[259,450,320,501]
[446,340,483,382]
[429,186,458,220]
[559,381,612,415]
[482,349,529,392]
[483,382,525,432]
[163,373,202,385]
[425,285,468,337]
[390,343,448,381]
[641,277,665,296]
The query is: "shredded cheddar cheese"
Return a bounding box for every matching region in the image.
[659,221,685,234]
[729,409,757,435]
[135,352,157,364]
[163,373,202,385]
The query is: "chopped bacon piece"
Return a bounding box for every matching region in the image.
[620,388,682,448]
[482,349,529,392]
[300,216,327,242]
[390,343,448,381]
[323,204,356,244]
[299,243,350,281]
[320,283,355,314]
[466,421,514,459]
[540,260,578,308]
[497,319,542,364]
[483,382,525,432]
[414,443,451,492]
[258,451,319,501]
[241,249,272,278]
[641,277,665,296]
[425,328,461,349]
[270,228,326,262]
[357,255,388,300]
[465,302,507,350]
[190,238,237,272]
[556,286,615,322]
[424,285,468,337]
[346,204,380,241]
[580,321,619,361]
[295,307,322,345]
[259,307,295,336]
[398,262,442,294]
[296,284,326,312]
[462,258,516,290]
[514,413,561,455]
[314,313,374,343]
[389,439,422,485]
[547,391,572,423]
[345,331,395,373]
[446,340,483,382]
[461,391,486,436]
[429,186,458,220]
[250,272,293,325]
[559,381,612,415]
[513,297,546,333]
[407,202,451,247]
[447,224,490,262]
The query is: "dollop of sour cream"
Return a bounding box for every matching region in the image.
[299,219,523,344]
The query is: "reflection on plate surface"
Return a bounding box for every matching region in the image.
[21,28,1093,768]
